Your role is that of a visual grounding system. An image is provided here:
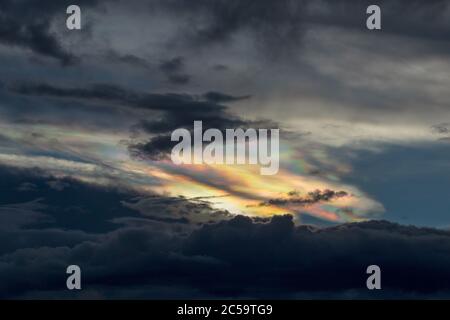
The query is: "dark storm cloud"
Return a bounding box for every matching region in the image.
[2,1,448,128]
[257,189,348,207]
[129,115,279,161]
[159,56,191,84]
[46,180,70,191]
[17,182,38,192]
[3,208,450,298]
[166,74,190,85]
[181,216,450,296]
[0,165,142,233]
[155,0,308,57]
[4,0,450,299]
[0,17,74,65]
[150,0,450,57]
[212,64,229,72]
[2,0,450,68]
[0,199,47,231]
[9,81,263,159]
[0,0,101,65]
[11,82,227,114]
[0,165,229,298]
[171,0,304,43]
[159,56,184,74]
[106,51,152,70]
[203,91,251,103]
[122,195,232,224]
[0,164,230,234]
[128,108,265,160]
[128,134,175,160]
[2,165,450,298]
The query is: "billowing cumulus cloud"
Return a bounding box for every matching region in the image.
[1,182,450,299]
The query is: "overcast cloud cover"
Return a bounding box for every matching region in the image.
[1,0,450,298]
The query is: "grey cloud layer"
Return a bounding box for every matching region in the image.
[3,0,450,61]
[2,0,450,129]
[11,82,276,160]
[0,0,102,64]
[2,0,450,299]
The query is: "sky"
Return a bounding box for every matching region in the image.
[1,0,450,298]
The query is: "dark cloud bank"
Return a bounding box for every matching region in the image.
[11,81,273,161]
[0,0,101,65]
[1,166,450,299]
[2,0,450,300]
